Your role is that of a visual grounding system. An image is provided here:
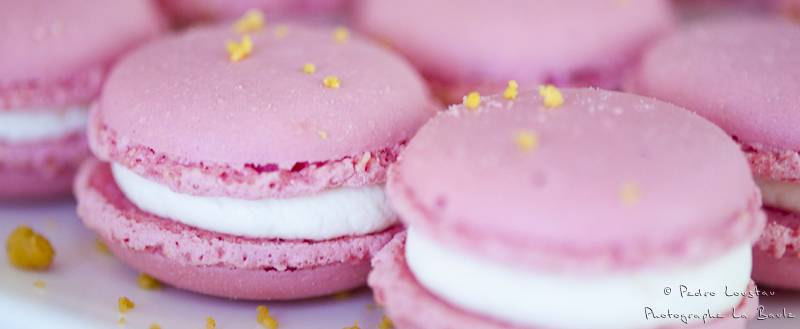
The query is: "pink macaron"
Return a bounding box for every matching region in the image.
[628,18,800,290]
[370,88,764,329]
[75,21,436,300]
[158,0,350,25]
[0,0,163,201]
[354,0,675,104]
[671,0,800,21]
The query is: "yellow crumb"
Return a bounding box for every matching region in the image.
[95,239,111,255]
[33,279,46,289]
[257,305,279,329]
[302,63,316,74]
[379,316,395,329]
[227,35,253,63]
[463,92,481,110]
[274,24,289,38]
[538,84,564,108]
[234,9,265,34]
[118,296,135,314]
[343,320,360,329]
[365,303,376,311]
[619,182,641,206]
[149,324,161,329]
[206,316,217,329]
[117,317,126,325]
[333,291,351,300]
[514,130,539,152]
[137,273,162,290]
[323,75,341,89]
[6,225,55,271]
[503,80,519,100]
[333,26,350,43]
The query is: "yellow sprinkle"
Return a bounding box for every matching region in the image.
[257,305,279,329]
[6,225,55,271]
[619,182,641,206]
[302,63,316,74]
[117,317,126,325]
[206,317,217,329]
[317,131,329,140]
[137,273,162,290]
[343,320,360,329]
[333,291,351,300]
[227,35,253,63]
[234,9,265,34]
[463,92,481,110]
[333,26,350,43]
[274,24,289,38]
[95,239,111,255]
[149,324,161,329]
[323,75,341,89]
[379,316,395,329]
[538,84,564,108]
[503,80,519,100]
[365,303,376,311]
[33,279,46,289]
[118,297,135,314]
[514,130,539,152]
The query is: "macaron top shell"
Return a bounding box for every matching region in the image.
[389,88,762,270]
[630,18,800,151]
[0,0,163,84]
[356,0,674,85]
[99,23,433,167]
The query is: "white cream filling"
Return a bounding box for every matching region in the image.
[757,178,800,214]
[111,164,396,240]
[0,106,87,142]
[406,228,752,329]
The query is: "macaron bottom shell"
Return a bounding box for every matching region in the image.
[753,208,800,290]
[104,240,372,300]
[0,133,88,201]
[76,159,398,300]
[369,233,759,329]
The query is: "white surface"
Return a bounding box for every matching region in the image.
[406,228,753,329]
[0,201,385,329]
[0,202,799,329]
[112,164,396,240]
[0,106,87,142]
[757,178,800,214]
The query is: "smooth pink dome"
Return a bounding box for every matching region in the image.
[356,0,674,89]
[98,23,435,167]
[389,88,762,269]
[630,18,800,150]
[0,0,163,83]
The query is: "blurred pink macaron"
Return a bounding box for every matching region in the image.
[157,0,351,26]
[75,22,436,300]
[629,18,800,290]
[370,88,764,329]
[354,0,675,104]
[671,0,800,21]
[0,0,163,201]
